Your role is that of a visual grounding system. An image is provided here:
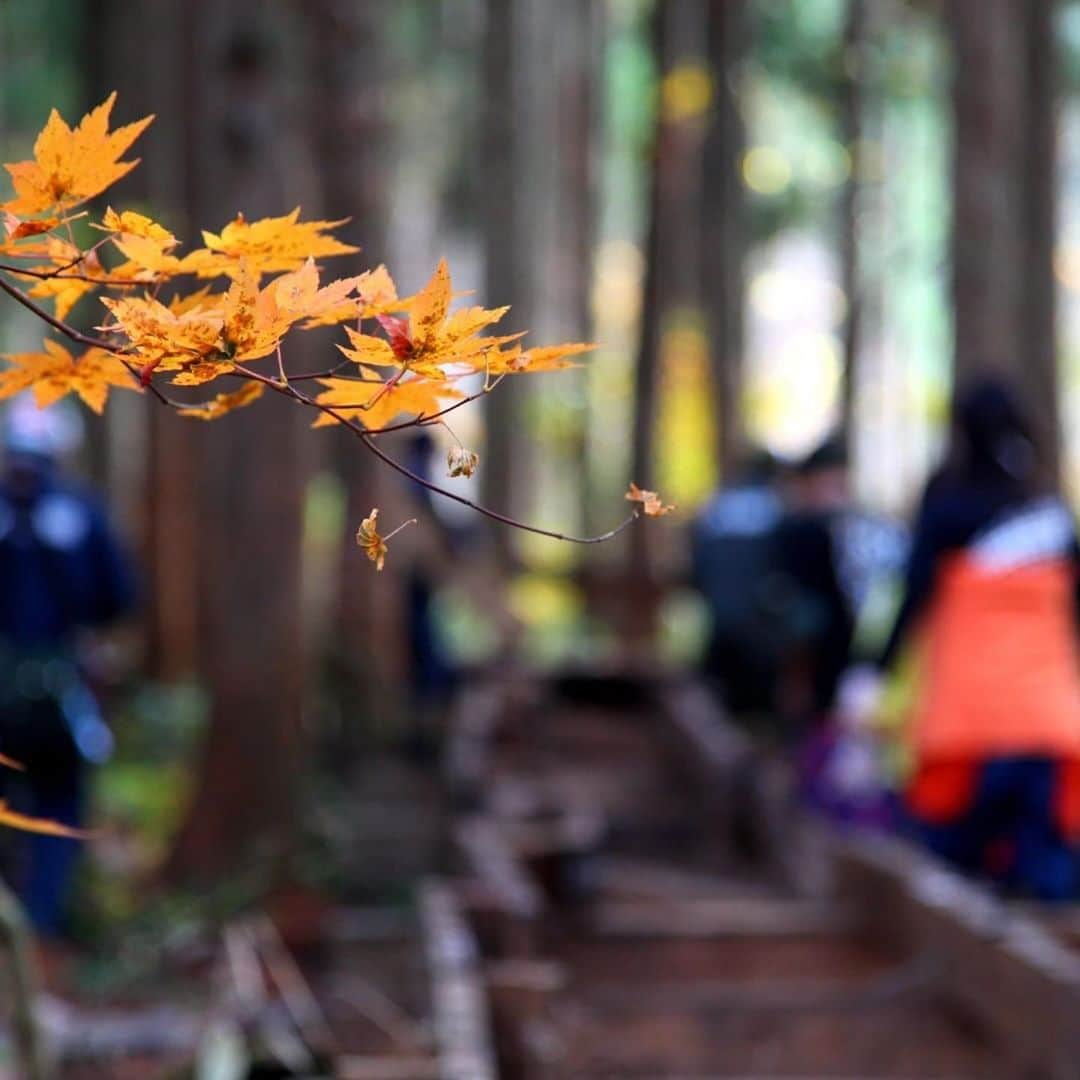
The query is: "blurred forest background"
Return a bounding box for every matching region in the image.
[0,0,1076,916]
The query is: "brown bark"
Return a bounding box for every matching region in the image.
[480,0,528,560]
[949,0,1059,471]
[305,0,407,703]
[839,0,865,452]
[85,0,201,678]
[166,1,313,879]
[700,0,746,477]
[630,2,706,582]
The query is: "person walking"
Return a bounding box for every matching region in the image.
[0,399,135,934]
[877,376,1080,900]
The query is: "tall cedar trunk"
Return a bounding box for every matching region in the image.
[949,0,1059,473]
[630,1,703,584]
[481,0,527,560]
[553,0,597,501]
[167,0,311,879]
[839,0,864,451]
[307,1,407,704]
[85,1,203,680]
[700,0,746,478]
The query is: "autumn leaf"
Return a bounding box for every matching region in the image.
[94,206,183,279]
[0,753,24,772]
[312,374,461,430]
[0,800,87,838]
[100,292,226,384]
[0,340,136,413]
[356,508,388,571]
[409,259,452,351]
[2,211,59,243]
[625,482,676,517]
[102,260,355,386]
[181,208,358,279]
[22,237,110,321]
[355,508,415,571]
[3,92,153,215]
[177,380,265,420]
[337,259,519,380]
[447,446,479,478]
[486,341,595,376]
[302,264,404,329]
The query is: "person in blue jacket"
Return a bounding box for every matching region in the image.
[0,399,135,935]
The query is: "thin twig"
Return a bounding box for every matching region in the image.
[0,274,117,350]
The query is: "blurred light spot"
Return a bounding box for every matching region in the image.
[1054,246,1080,292]
[592,240,644,332]
[661,63,713,124]
[803,140,851,189]
[742,146,792,196]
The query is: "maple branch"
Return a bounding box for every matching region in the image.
[0,274,118,351]
[0,262,145,287]
[281,360,355,381]
[254,370,638,545]
[356,377,505,436]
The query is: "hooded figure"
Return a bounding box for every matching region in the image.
[0,397,135,933]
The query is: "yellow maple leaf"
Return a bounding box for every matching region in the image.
[336,260,518,381]
[409,258,452,352]
[180,207,358,279]
[356,508,388,571]
[312,374,461,430]
[177,380,265,420]
[3,92,153,215]
[0,340,135,414]
[625,482,676,518]
[0,800,87,838]
[104,260,362,386]
[100,292,225,381]
[302,264,405,329]
[94,206,183,280]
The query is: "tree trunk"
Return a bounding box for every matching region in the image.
[839,0,865,452]
[306,0,408,711]
[480,0,528,561]
[949,0,1058,471]
[700,0,746,478]
[167,0,313,879]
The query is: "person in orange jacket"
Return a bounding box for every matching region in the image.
[877,375,1080,900]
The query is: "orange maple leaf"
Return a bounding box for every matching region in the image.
[100,292,226,384]
[0,800,87,838]
[103,260,363,386]
[312,374,461,430]
[625,482,676,517]
[0,340,136,414]
[485,341,595,376]
[3,92,153,215]
[336,259,518,380]
[302,264,405,329]
[356,508,388,571]
[94,206,183,280]
[180,208,358,279]
[177,380,266,420]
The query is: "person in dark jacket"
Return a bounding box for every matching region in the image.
[0,399,135,933]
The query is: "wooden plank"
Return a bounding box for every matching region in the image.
[835,835,1080,1076]
[419,882,497,1080]
[591,897,853,939]
[454,817,543,919]
[338,1057,440,1080]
